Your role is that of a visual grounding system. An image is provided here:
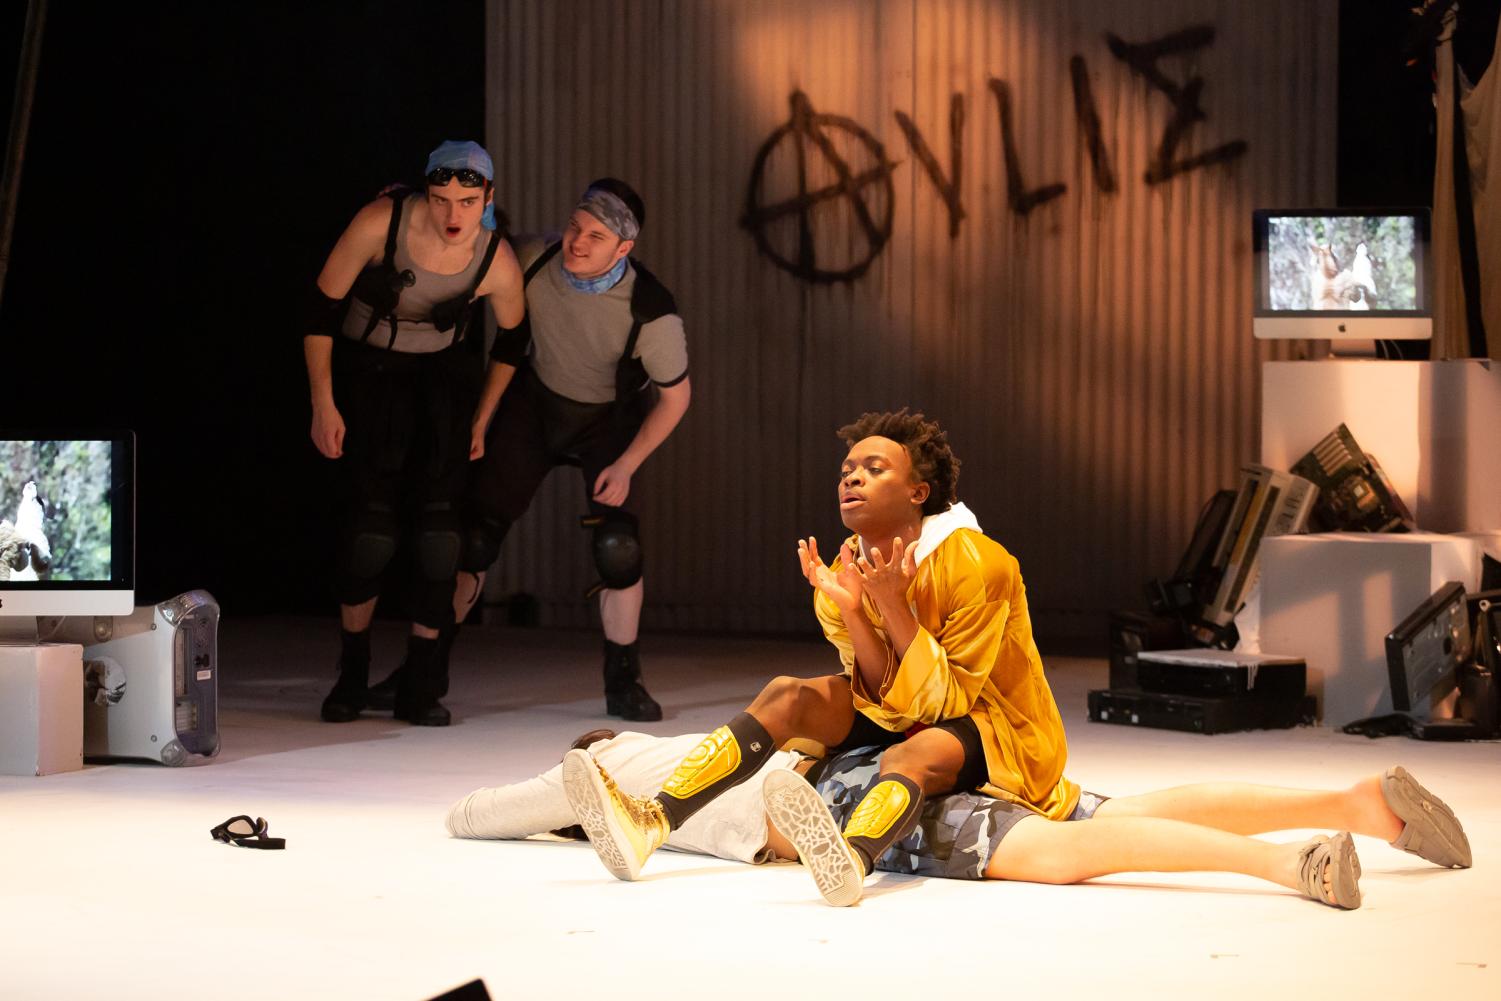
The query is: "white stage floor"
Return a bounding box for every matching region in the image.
[2,618,1498,1000]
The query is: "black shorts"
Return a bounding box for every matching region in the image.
[333,336,481,511]
[818,706,990,796]
[466,366,645,528]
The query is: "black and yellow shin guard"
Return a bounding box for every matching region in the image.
[654,712,775,830]
[842,774,925,874]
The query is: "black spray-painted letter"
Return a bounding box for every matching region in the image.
[1105,25,1248,185]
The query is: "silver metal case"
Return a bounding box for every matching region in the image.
[44,590,220,765]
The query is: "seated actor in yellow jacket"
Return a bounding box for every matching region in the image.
[565,409,1086,905]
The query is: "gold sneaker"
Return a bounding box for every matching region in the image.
[562,748,670,880]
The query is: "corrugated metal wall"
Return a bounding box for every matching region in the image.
[483,0,1336,639]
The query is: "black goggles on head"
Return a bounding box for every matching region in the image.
[426,167,488,188]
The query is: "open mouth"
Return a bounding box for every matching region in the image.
[840,495,865,509]
[445,225,462,237]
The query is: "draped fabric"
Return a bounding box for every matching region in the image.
[1433,11,1501,360]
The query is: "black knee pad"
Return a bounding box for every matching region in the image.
[460,516,510,574]
[415,502,462,583]
[586,510,643,590]
[338,502,398,595]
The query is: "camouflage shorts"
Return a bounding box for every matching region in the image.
[810,745,1106,881]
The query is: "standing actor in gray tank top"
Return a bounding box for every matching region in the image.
[414,179,691,722]
[303,140,525,727]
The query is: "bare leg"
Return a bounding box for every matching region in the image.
[877,725,966,796]
[453,570,485,625]
[1093,777,1403,842]
[340,599,377,632]
[745,674,857,748]
[599,579,644,645]
[988,814,1315,895]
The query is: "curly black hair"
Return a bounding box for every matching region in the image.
[837,409,960,516]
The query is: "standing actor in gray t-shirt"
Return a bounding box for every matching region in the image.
[449,178,690,720]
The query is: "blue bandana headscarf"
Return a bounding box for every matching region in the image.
[560,255,628,293]
[424,139,499,231]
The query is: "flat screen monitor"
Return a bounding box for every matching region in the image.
[1253,208,1431,340]
[0,433,134,619]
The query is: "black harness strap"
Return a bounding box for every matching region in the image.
[358,192,407,348]
[524,241,563,285]
[443,227,506,347]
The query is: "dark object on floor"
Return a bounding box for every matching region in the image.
[1363,582,1501,740]
[1087,688,1317,735]
[1091,648,1314,735]
[1386,581,1471,714]
[506,592,541,627]
[210,815,286,850]
[1107,611,1188,691]
[425,980,491,1001]
[1133,649,1307,700]
[1341,712,1417,738]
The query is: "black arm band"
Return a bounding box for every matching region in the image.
[306,286,347,339]
[489,315,532,366]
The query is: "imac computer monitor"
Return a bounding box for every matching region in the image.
[0,433,134,620]
[1253,208,1431,340]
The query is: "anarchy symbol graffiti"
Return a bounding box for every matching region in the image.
[740,91,899,284]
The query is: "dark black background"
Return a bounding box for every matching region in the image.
[0,2,1492,618]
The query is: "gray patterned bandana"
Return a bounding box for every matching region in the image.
[577,188,640,242]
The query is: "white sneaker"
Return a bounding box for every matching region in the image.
[762,769,866,906]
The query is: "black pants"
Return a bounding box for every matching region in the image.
[461,366,645,574]
[331,336,481,628]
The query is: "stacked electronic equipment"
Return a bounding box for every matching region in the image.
[1373,580,1501,740]
[1094,424,1409,735]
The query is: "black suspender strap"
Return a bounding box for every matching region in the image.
[449,228,506,347]
[524,241,563,286]
[359,192,407,348]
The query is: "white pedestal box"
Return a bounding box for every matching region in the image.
[1261,359,1501,532]
[1259,533,1482,726]
[0,642,84,776]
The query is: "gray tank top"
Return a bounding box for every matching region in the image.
[342,194,489,353]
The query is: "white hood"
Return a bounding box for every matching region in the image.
[863,500,978,569]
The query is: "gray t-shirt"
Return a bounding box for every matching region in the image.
[515,235,688,404]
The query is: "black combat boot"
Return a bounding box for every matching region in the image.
[602,640,662,721]
[320,629,371,723]
[368,623,459,711]
[394,634,452,726]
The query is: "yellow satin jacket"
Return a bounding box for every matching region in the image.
[815,527,1081,820]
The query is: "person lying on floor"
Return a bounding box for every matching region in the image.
[446,727,1471,910]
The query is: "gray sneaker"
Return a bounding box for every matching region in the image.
[762,769,866,907]
[1381,766,1472,868]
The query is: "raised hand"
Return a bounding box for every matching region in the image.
[797,536,863,613]
[851,536,915,611]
